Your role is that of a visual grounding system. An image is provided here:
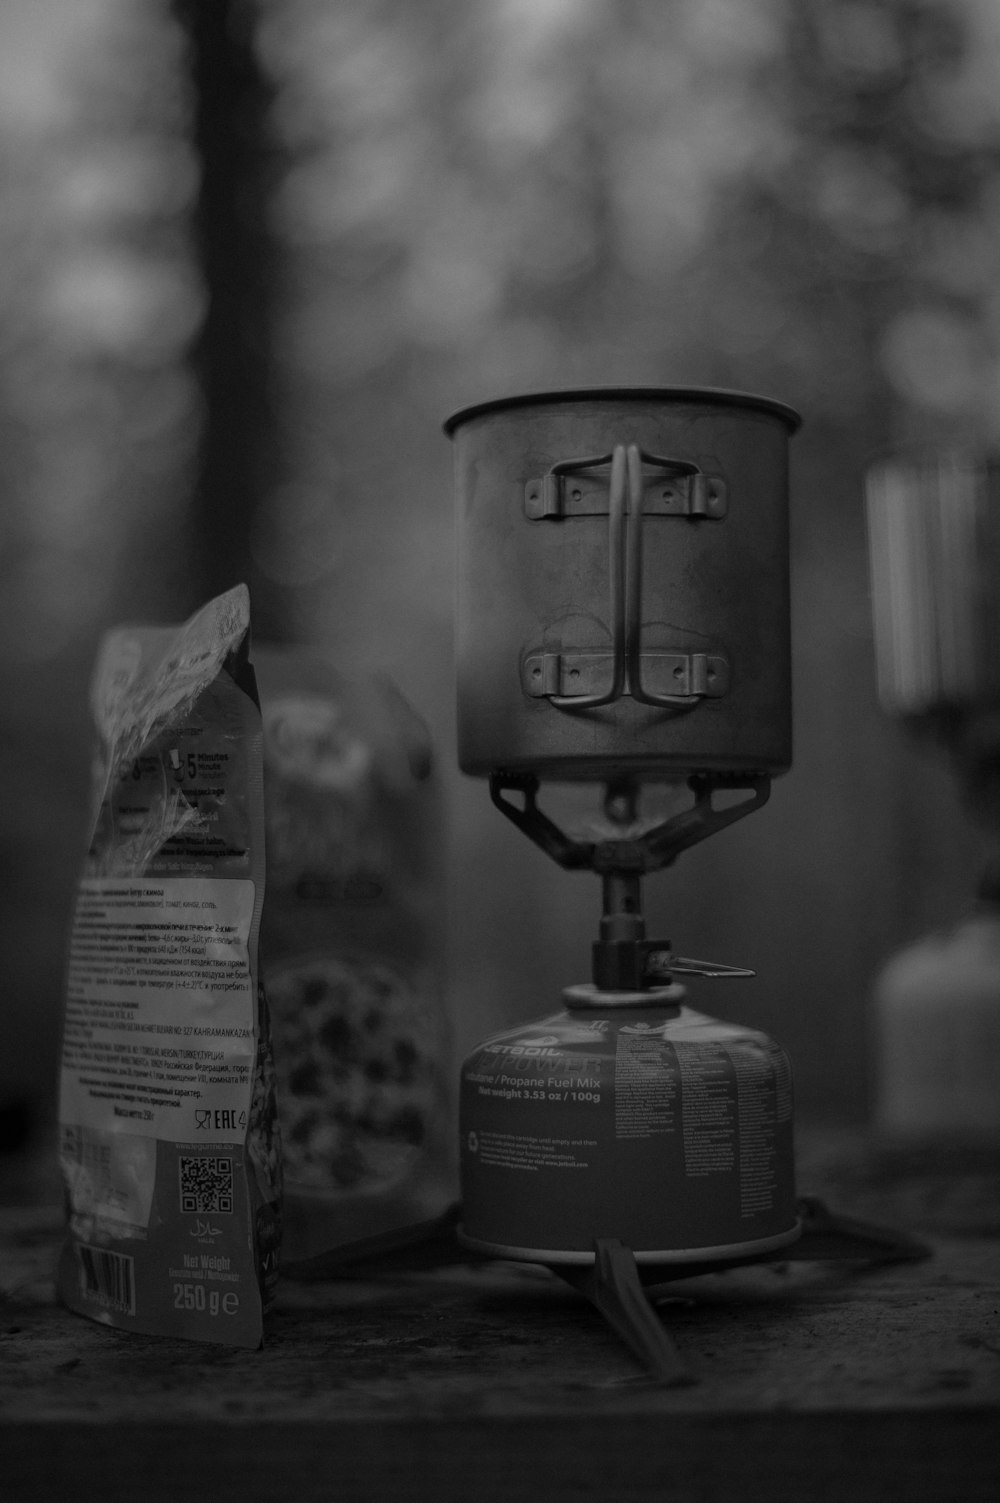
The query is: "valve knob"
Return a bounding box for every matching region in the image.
[668,955,756,978]
[592,940,755,991]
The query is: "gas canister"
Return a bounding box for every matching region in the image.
[459,988,799,1264]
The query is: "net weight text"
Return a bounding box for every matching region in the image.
[173,1282,239,1316]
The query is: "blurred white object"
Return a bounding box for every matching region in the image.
[866,451,1000,1142]
[874,910,1000,1142]
[866,451,1000,722]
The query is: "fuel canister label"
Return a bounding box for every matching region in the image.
[614,1031,678,1138]
[460,1007,796,1255]
[469,1132,597,1173]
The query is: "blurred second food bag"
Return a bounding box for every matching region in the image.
[255,649,454,1258]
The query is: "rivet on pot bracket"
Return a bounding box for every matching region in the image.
[521,651,730,702]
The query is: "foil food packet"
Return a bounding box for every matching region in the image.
[56,586,281,1347]
[255,649,454,1261]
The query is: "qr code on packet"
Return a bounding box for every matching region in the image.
[179,1155,234,1215]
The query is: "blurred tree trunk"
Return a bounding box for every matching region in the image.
[173,0,287,638]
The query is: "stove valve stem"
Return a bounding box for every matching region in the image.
[592,869,754,991]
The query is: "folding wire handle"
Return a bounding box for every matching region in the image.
[539,444,718,711]
[625,443,712,709]
[549,447,627,709]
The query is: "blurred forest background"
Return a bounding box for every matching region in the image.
[2,0,999,1145]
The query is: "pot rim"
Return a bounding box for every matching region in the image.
[443,384,802,437]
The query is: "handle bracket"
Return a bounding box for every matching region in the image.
[525,455,726,520]
[523,650,729,702]
[523,445,730,714]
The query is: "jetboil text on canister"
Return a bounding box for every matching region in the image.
[445,387,802,1263]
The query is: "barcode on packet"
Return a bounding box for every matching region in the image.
[179,1155,234,1215]
[77,1244,136,1315]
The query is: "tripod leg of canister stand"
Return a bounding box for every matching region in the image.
[787,1195,931,1264]
[281,1203,465,1281]
[555,1239,695,1387]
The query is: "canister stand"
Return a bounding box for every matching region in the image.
[282,1196,930,1388]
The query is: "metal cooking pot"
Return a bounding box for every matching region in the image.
[445,387,800,781]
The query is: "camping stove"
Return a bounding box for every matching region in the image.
[445,387,802,1266]
[284,389,928,1386]
[440,388,924,1378]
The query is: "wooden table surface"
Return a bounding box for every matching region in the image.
[2,1130,998,1503]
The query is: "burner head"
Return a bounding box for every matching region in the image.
[446,386,800,783]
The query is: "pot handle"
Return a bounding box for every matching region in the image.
[625,444,713,709]
[544,445,716,711]
[549,446,628,709]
